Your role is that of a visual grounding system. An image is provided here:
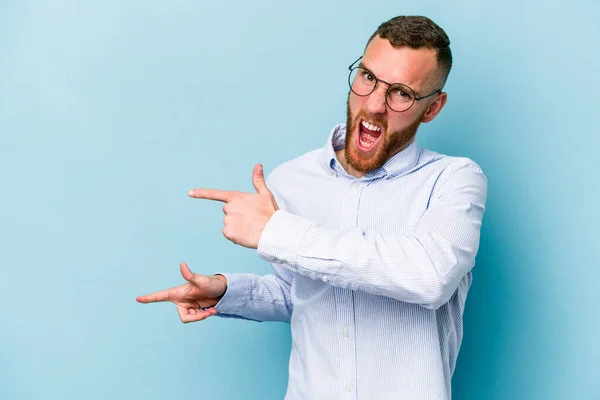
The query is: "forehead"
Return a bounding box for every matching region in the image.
[361,36,438,89]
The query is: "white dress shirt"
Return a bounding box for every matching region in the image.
[215,124,488,399]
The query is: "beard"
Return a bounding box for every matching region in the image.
[344,98,423,174]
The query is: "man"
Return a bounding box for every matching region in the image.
[137,15,487,399]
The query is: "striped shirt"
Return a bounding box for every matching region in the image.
[215,124,488,399]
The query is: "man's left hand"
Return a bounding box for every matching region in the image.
[188,164,279,249]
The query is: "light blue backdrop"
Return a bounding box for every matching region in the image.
[1,1,598,399]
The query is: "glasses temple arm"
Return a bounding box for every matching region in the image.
[348,56,363,70]
[415,89,442,101]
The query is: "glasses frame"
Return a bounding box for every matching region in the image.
[347,56,442,113]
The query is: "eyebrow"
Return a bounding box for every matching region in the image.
[356,61,422,96]
[358,61,372,71]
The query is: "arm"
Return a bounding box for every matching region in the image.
[213,264,293,323]
[257,161,487,310]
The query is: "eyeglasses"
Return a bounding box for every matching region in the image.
[347,56,442,113]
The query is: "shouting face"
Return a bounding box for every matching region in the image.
[342,36,447,176]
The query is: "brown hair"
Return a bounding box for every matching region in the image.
[367,16,452,86]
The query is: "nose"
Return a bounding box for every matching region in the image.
[365,83,388,115]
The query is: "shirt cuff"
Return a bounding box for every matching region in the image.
[257,210,314,268]
[213,272,253,315]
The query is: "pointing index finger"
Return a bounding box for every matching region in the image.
[136,289,173,304]
[188,188,237,203]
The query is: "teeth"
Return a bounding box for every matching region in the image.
[360,137,374,147]
[361,120,381,132]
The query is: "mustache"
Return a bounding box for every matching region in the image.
[353,109,387,130]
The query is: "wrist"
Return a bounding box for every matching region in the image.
[212,274,228,302]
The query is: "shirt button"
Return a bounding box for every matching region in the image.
[342,329,349,338]
[346,385,353,392]
[322,276,329,283]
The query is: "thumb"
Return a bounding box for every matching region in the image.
[180,262,208,287]
[252,164,269,195]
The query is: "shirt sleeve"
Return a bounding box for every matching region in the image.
[256,161,487,310]
[212,253,294,323]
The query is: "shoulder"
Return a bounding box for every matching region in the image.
[263,148,325,211]
[265,148,325,186]
[416,148,487,201]
[419,148,486,180]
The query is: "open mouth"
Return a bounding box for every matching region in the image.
[356,119,382,152]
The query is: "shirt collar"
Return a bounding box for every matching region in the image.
[321,124,421,179]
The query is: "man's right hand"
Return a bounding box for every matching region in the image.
[136,262,227,323]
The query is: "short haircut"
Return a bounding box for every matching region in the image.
[367,16,452,87]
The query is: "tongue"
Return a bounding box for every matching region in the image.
[361,124,381,140]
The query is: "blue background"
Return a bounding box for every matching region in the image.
[1,1,598,399]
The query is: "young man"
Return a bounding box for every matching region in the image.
[138,16,487,399]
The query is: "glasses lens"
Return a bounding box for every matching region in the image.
[386,83,415,112]
[348,67,376,96]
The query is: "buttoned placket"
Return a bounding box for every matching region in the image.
[333,178,365,399]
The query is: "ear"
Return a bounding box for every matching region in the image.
[420,92,447,123]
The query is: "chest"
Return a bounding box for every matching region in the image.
[274,170,440,235]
